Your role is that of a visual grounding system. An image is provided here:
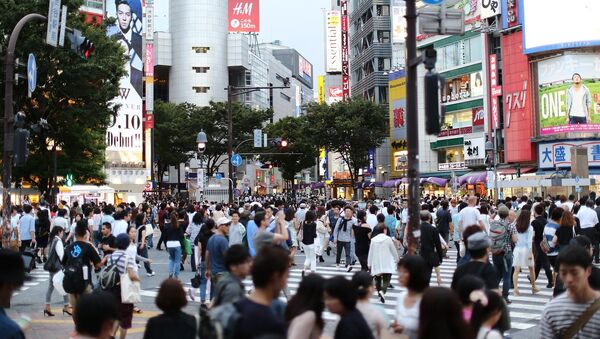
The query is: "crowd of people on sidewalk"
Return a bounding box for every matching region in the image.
[0,192,600,338]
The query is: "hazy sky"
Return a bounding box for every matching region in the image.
[154,0,326,88]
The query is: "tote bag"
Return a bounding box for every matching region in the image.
[120,256,141,304]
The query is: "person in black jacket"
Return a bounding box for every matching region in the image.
[531,203,553,288]
[143,279,196,339]
[324,276,374,339]
[418,210,443,283]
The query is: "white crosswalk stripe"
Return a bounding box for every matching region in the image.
[13,267,49,297]
[140,249,556,334]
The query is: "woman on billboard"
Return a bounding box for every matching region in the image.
[566,73,592,125]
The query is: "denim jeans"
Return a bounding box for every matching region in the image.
[46,271,69,305]
[336,241,351,266]
[167,246,182,278]
[146,234,154,249]
[493,254,513,298]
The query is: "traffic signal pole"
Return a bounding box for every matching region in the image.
[3,13,46,223]
[405,0,421,255]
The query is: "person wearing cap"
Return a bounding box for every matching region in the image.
[451,232,499,294]
[205,217,231,300]
[0,249,26,339]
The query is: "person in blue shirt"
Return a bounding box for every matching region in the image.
[0,249,26,339]
[246,208,263,257]
[18,205,36,253]
[206,217,231,300]
[384,205,398,238]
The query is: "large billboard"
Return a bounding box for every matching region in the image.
[391,0,406,43]
[228,0,260,33]
[537,54,600,136]
[538,140,600,169]
[298,55,312,84]
[389,70,407,141]
[106,0,144,164]
[325,10,341,73]
[522,0,600,54]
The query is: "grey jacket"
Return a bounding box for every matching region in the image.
[211,272,245,307]
[333,217,356,242]
[566,85,591,117]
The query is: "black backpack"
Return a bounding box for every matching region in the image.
[62,243,87,294]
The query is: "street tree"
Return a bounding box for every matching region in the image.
[263,115,319,188]
[307,98,388,186]
[0,1,127,199]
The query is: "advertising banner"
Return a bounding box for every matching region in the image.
[325,10,341,73]
[391,0,406,43]
[537,54,600,136]
[538,140,600,169]
[298,55,312,84]
[480,0,501,19]
[341,0,349,101]
[228,0,260,33]
[464,137,485,160]
[318,75,325,104]
[328,87,343,104]
[106,0,144,164]
[522,0,600,54]
[145,3,154,40]
[389,70,407,141]
[145,43,154,77]
[501,0,521,29]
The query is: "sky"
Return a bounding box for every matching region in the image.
[154,0,326,88]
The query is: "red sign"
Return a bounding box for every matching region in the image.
[329,87,342,98]
[393,107,405,128]
[228,0,260,33]
[341,0,349,101]
[506,0,519,28]
[144,114,154,129]
[438,126,473,137]
[472,107,485,126]
[145,44,154,77]
[489,54,501,129]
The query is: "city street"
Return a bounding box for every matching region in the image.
[7,235,551,339]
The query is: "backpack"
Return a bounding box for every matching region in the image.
[62,243,87,294]
[489,220,509,256]
[99,253,125,290]
[198,302,241,339]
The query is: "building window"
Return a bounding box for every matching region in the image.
[379,86,388,104]
[280,92,291,101]
[376,5,390,16]
[192,47,210,53]
[192,86,210,93]
[377,30,391,43]
[377,58,391,71]
[442,110,473,130]
[192,67,210,73]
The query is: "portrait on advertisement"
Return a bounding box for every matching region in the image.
[470,71,484,97]
[108,0,143,98]
[537,54,600,136]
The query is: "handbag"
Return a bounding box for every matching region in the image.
[144,223,154,236]
[44,239,62,273]
[120,256,141,304]
[560,297,600,339]
[52,270,66,296]
[183,237,192,256]
[191,273,201,288]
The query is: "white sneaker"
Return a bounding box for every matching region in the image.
[146,271,155,277]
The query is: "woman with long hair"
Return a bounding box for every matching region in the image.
[353,210,372,271]
[301,210,318,276]
[469,289,504,339]
[418,287,473,339]
[43,226,70,317]
[135,213,154,277]
[285,207,298,261]
[324,276,374,339]
[186,210,204,272]
[192,218,215,305]
[553,210,577,249]
[391,255,429,339]
[36,209,51,262]
[352,271,389,338]
[285,274,325,339]
[165,211,184,279]
[512,209,538,295]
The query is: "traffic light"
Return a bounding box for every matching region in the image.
[67,29,94,59]
[270,138,288,148]
[423,48,445,135]
[13,112,30,167]
[261,163,273,169]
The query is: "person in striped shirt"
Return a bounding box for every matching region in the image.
[541,245,600,338]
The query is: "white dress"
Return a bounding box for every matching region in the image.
[513,226,534,267]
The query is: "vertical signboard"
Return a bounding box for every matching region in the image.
[502,0,520,29]
[295,85,301,117]
[392,0,407,43]
[325,10,341,73]
[46,0,61,47]
[489,54,500,130]
[228,0,260,33]
[389,70,407,178]
[106,0,144,164]
[340,0,350,101]
[318,75,325,104]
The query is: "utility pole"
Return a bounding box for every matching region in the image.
[3,13,46,224]
[227,86,234,204]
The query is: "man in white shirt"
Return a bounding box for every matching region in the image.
[577,199,600,264]
[51,209,69,232]
[366,205,379,229]
[112,211,129,236]
[458,196,485,231]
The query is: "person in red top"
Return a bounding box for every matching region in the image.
[156,203,168,250]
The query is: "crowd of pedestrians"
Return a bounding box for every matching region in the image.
[1,192,600,338]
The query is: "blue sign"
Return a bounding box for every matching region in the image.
[215,173,222,180]
[27,53,37,95]
[575,176,580,183]
[423,0,445,4]
[231,153,242,167]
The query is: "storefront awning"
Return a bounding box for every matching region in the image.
[498,166,535,175]
[459,171,487,185]
[311,182,325,189]
[383,179,403,188]
[423,177,448,186]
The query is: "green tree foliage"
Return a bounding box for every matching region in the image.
[0,0,126,196]
[307,98,388,184]
[263,116,319,184]
[154,101,272,180]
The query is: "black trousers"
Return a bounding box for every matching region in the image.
[156,229,166,249]
[581,228,600,262]
[356,252,368,271]
[454,241,461,263]
[534,242,553,283]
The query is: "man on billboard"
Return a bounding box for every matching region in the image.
[566,73,592,125]
[110,0,143,98]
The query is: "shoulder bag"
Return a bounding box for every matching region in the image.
[560,297,600,339]
[120,255,142,304]
[44,238,62,273]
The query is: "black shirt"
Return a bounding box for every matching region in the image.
[334,308,374,339]
[62,241,101,282]
[302,221,317,245]
[99,234,116,255]
[353,224,371,255]
[196,231,213,262]
[435,208,452,233]
[531,216,547,243]
[234,298,286,339]
[164,222,184,243]
[556,226,575,248]
[451,260,499,291]
[143,311,196,339]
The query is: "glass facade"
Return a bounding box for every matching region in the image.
[436,36,482,72]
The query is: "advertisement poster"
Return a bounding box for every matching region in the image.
[537,54,600,136]
[328,87,343,103]
[106,0,144,164]
[228,0,260,33]
[538,140,600,169]
[325,10,341,73]
[389,70,407,141]
[391,0,406,43]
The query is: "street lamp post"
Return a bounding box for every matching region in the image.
[196,130,208,203]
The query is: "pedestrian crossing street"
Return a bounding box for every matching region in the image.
[140,249,555,334]
[14,267,50,297]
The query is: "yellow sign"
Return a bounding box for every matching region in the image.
[389,70,407,178]
[318,75,325,104]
